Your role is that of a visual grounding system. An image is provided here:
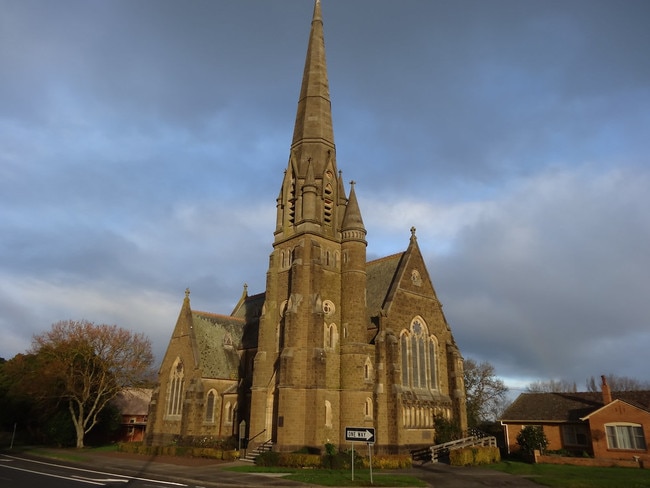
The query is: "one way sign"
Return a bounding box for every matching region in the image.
[345,426,376,444]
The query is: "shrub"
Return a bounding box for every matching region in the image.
[434,415,462,444]
[449,446,500,466]
[370,455,412,469]
[516,426,548,456]
[256,450,280,466]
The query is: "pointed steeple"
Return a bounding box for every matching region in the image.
[291,0,335,172]
[341,181,367,244]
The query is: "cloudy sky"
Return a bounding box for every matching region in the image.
[2,0,649,392]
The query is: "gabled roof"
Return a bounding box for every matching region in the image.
[581,398,650,420]
[501,391,650,423]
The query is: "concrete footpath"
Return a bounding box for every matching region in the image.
[16,449,543,487]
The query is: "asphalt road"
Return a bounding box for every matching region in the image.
[0,450,542,488]
[0,453,192,487]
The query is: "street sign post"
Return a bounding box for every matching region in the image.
[345,427,376,483]
[344,427,375,444]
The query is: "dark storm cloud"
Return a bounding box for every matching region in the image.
[1,1,648,387]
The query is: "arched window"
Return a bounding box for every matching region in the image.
[364,357,373,381]
[365,398,373,419]
[429,336,438,389]
[400,332,410,386]
[401,317,438,391]
[225,402,233,424]
[325,400,332,428]
[166,358,184,418]
[205,390,216,423]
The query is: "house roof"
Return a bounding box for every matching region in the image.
[501,391,650,423]
[111,388,153,416]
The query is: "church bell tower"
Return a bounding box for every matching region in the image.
[249,0,370,452]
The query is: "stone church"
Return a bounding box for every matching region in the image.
[146,0,467,455]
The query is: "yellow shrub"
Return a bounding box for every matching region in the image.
[450,446,500,466]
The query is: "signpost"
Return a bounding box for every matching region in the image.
[345,427,376,484]
[345,427,375,443]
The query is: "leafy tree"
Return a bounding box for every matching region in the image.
[1,353,51,440]
[433,415,461,444]
[463,358,509,428]
[516,425,548,455]
[26,320,154,448]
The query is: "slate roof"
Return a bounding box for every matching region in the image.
[366,252,404,316]
[192,311,244,380]
[501,391,650,423]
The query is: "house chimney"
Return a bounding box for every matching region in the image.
[601,375,612,404]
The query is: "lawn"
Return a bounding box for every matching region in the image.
[487,460,650,488]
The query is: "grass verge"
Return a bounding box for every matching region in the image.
[486,460,650,488]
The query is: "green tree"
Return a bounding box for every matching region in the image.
[433,415,462,444]
[27,320,154,448]
[516,425,548,455]
[463,358,509,428]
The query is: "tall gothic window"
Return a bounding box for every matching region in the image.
[325,400,332,428]
[365,398,373,419]
[205,390,216,423]
[400,333,410,386]
[400,317,438,391]
[166,358,185,418]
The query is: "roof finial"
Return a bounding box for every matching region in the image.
[185,287,190,298]
[410,226,417,240]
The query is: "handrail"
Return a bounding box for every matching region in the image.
[247,429,267,443]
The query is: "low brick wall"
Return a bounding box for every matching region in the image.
[534,451,643,469]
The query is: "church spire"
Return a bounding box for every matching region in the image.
[291,0,335,172]
[341,181,367,244]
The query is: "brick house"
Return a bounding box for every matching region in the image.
[501,377,650,464]
[111,388,153,443]
[145,0,467,455]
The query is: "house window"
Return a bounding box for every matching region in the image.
[606,423,647,450]
[562,424,589,446]
[166,358,185,418]
[205,390,216,423]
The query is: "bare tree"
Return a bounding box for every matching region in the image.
[526,379,577,393]
[464,358,509,428]
[585,374,650,392]
[30,320,154,448]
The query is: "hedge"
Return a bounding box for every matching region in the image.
[449,446,500,466]
[117,442,240,460]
